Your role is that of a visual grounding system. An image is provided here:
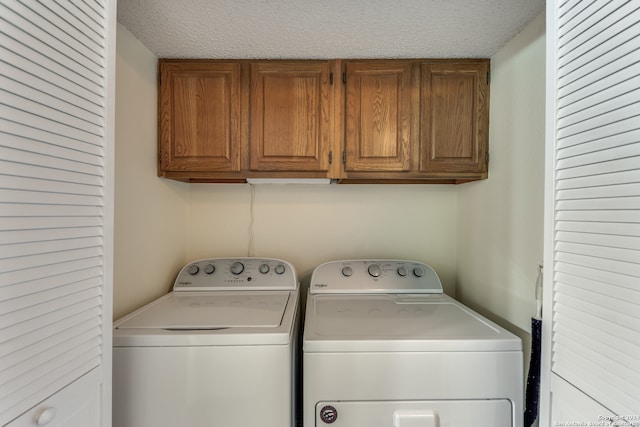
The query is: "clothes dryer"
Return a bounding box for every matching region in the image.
[113,258,300,427]
[303,260,522,427]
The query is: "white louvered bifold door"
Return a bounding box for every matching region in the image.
[0,0,114,425]
[543,0,640,422]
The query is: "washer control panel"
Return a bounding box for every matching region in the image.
[173,258,297,291]
[310,260,442,294]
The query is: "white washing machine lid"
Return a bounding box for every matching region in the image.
[303,293,521,352]
[114,290,297,347]
[117,292,289,329]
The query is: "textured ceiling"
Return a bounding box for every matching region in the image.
[117,0,545,59]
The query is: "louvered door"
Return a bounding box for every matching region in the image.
[543,0,640,423]
[0,0,114,425]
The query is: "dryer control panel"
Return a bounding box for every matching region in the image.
[173,258,297,291]
[310,260,443,294]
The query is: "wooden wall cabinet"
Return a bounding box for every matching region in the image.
[250,61,334,173]
[158,61,242,176]
[341,59,489,183]
[158,60,338,181]
[420,61,489,177]
[158,59,489,183]
[343,61,413,173]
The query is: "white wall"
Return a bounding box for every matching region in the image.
[456,12,546,332]
[114,24,188,320]
[187,184,458,291]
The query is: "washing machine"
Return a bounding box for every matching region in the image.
[303,260,523,427]
[113,257,300,427]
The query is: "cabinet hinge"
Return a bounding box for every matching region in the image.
[342,151,346,164]
[342,73,346,84]
[330,72,333,85]
[329,151,333,164]
[485,152,490,164]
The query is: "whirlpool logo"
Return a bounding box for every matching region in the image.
[319,405,337,424]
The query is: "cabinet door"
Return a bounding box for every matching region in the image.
[250,61,333,172]
[8,369,101,427]
[344,61,413,172]
[420,61,489,174]
[159,62,242,173]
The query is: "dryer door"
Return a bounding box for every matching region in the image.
[315,400,513,427]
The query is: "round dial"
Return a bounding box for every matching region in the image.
[230,262,245,275]
[259,263,270,274]
[274,264,286,275]
[397,266,408,277]
[413,267,425,277]
[187,264,199,275]
[204,264,215,275]
[368,264,382,278]
[341,266,353,277]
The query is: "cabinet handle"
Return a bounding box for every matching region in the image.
[35,407,57,425]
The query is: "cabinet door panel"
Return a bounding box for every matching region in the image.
[250,61,332,172]
[420,61,489,174]
[159,62,241,172]
[8,368,101,427]
[345,61,412,172]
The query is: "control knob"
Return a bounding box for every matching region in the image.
[187,264,199,275]
[230,262,245,275]
[413,267,425,277]
[204,264,215,275]
[274,264,286,275]
[341,266,353,277]
[259,263,270,274]
[397,266,408,277]
[368,264,382,278]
